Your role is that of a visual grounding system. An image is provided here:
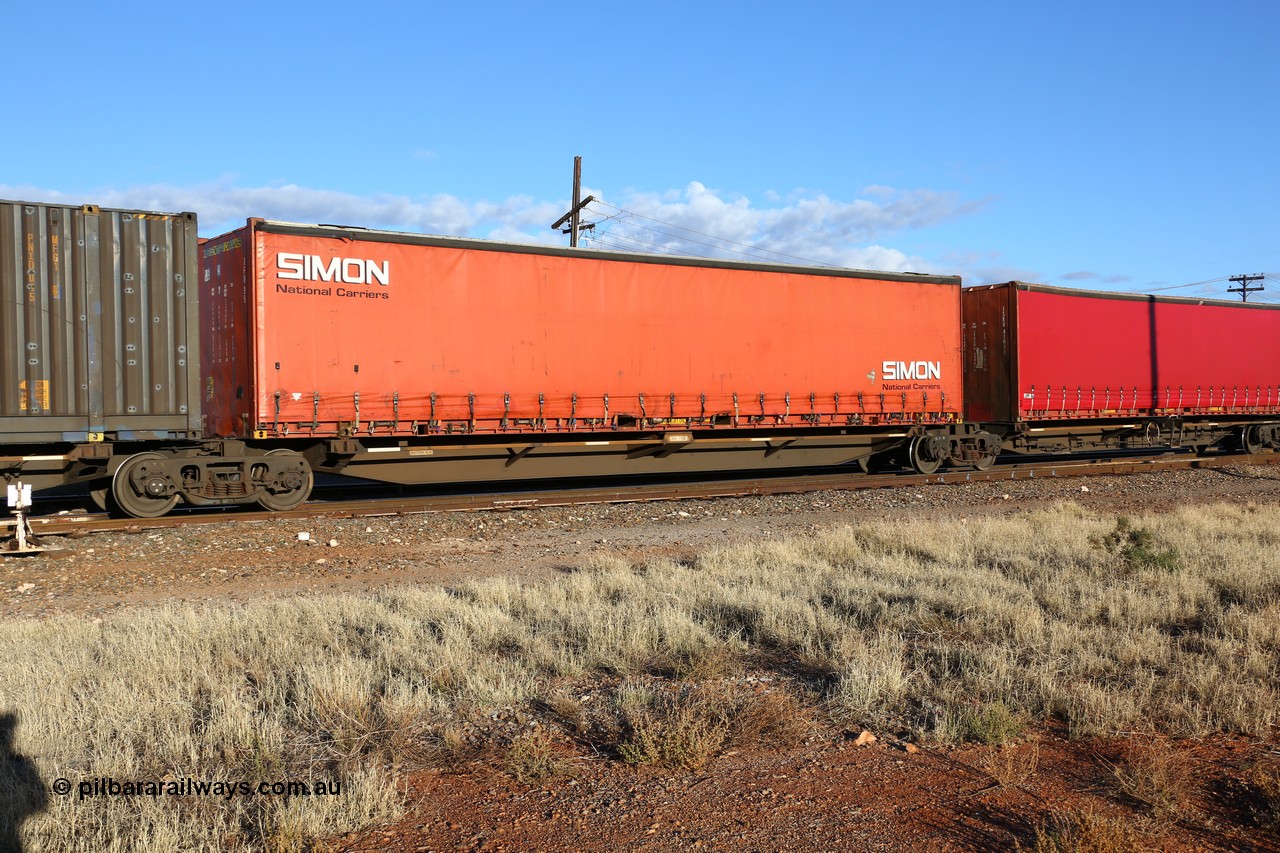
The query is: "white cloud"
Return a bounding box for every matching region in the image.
[860,184,898,199]
[0,181,560,240]
[0,179,983,275]
[583,181,983,273]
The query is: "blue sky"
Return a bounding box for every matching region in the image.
[3,2,1277,299]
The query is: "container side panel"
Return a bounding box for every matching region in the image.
[245,231,963,436]
[1015,289,1157,417]
[1153,300,1280,411]
[200,226,253,437]
[0,200,199,442]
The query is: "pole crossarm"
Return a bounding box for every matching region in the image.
[551,194,596,231]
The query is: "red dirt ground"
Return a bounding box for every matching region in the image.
[331,725,1280,852]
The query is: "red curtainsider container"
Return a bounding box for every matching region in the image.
[201,221,963,440]
[963,282,1280,423]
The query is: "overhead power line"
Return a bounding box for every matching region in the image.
[591,231,677,255]
[1147,276,1231,292]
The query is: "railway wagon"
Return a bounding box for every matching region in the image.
[963,282,1280,455]
[197,219,991,504]
[1,197,991,518]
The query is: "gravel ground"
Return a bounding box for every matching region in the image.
[3,464,1279,621]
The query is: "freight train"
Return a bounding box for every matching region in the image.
[2,199,1277,517]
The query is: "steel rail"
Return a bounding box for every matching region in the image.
[13,451,1279,539]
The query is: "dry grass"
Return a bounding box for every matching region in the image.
[616,684,732,771]
[504,729,573,783]
[535,689,588,734]
[949,701,1027,746]
[614,681,811,770]
[1109,739,1196,823]
[1,500,1278,849]
[421,722,478,769]
[727,688,814,748]
[1024,808,1153,852]
[979,741,1041,788]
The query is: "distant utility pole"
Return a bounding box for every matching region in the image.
[1228,273,1265,302]
[550,155,596,247]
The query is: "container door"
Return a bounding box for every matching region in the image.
[0,202,90,441]
[85,208,198,439]
[961,284,1016,423]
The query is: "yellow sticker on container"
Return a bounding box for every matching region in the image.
[18,380,48,411]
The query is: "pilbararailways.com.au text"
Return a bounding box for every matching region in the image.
[58,777,342,801]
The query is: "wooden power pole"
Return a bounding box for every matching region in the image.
[551,156,595,247]
[1228,273,1264,302]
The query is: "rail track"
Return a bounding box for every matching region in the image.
[9,450,1277,542]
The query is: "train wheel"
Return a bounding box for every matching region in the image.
[111,452,179,518]
[1240,425,1263,455]
[908,436,943,475]
[257,450,313,512]
[972,451,997,472]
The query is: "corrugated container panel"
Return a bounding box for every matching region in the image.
[203,220,964,439]
[962,282,1280,423]
[0,200,201,442]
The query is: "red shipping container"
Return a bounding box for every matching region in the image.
[963,282,1280,422]
[201,221,963,439]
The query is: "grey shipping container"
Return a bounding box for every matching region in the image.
[0,200,201,445]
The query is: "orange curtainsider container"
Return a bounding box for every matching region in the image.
[200,221,963,439]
